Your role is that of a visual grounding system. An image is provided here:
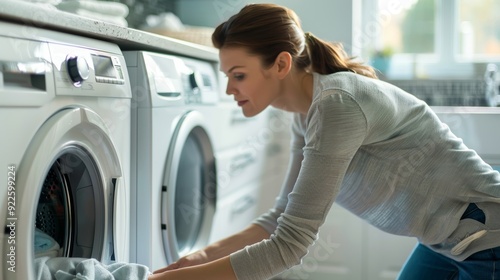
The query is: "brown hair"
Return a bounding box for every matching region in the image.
[212,3,378,79]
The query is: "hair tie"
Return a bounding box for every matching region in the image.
[304,32,315,45]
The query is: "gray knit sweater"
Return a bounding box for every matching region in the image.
[229,72,500,280]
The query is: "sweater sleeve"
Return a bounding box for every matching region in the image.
[230,91,368,280]
[253,113,305,234]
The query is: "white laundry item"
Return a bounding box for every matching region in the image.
[58,8,128,26]
[34,229,61,259]
[34,257,151,280]
[19,0,62,5]
[141,12,215,47]
[143,12,185,31]
[57,0,129,17]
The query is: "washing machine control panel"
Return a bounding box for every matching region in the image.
[65,53,125,87]
[63,53,125,87]
[126,51,219,107]
[49,42,130,99]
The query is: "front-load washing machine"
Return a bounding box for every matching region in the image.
[0,22,131,279]
[125,51,223,270]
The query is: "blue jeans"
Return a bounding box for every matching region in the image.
[398,204,500,280]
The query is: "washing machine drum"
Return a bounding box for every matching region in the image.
[35,146,106,259]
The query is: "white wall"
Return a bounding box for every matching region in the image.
[175,0,360,55]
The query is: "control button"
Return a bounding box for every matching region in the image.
[112,57,121,65]
[67,56,90,87]
[115,66,124,79]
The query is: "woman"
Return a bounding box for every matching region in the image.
[150,4,500,280]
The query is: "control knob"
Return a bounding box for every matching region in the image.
[188,71,203,91]
[67,56,90,86]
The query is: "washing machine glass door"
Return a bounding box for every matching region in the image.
[6,107,122,280]
[36,146,105,259]
[161,110,216,263]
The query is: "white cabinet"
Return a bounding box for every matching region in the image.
[365,226,416,280]
[271,205,416,280]
[275,204,364,280]
[209,183,260,243]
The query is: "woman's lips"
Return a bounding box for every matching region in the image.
[237,100,248,106]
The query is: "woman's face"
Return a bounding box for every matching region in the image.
[219,47,281,117]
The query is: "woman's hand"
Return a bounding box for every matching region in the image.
[148,256,237,280]
[153,250,209,274]
[148,271,170,280]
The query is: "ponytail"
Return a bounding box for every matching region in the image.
[304,32,378,79]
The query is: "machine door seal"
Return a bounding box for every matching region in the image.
[161,110,216,263]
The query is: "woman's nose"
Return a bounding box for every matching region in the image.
[225,84,234,96]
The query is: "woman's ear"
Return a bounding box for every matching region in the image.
[274,51,292,79]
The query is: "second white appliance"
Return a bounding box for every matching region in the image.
[125,51,221,271]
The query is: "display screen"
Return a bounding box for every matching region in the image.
[91,55,116,78]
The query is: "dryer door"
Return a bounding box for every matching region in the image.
[161,110,216,263]
[4,107,123,280]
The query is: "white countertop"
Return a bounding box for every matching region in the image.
[0,0,219,62]
[431,106,500,114]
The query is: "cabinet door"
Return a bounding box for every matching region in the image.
[274,204,364,280]
[209,184,260,243]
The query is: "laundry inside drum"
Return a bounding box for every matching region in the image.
[34,147,105,260]
[35,162,71,258]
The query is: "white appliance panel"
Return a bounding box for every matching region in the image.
[0,22,131,280]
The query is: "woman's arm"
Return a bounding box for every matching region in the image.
[153,224,270,273]
[203,223,270,261]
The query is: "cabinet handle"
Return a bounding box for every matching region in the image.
[231,195,256,217]
[229,152,256,173]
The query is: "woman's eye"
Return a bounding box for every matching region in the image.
[233,74,245,81]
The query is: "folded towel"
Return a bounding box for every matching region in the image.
[57,8,128,27]
[57,0,129,17]
[34,229,61,258]
[20,0,62,5]
[141,12,215,47]
[143,12,184,31]
[34,257,151,280]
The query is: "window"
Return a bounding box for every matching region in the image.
[362,0,500,79]
[377,0,436,54]
[458,0,500,57]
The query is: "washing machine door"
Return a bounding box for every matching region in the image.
[161,110,216,263]
[3,107,125,280]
